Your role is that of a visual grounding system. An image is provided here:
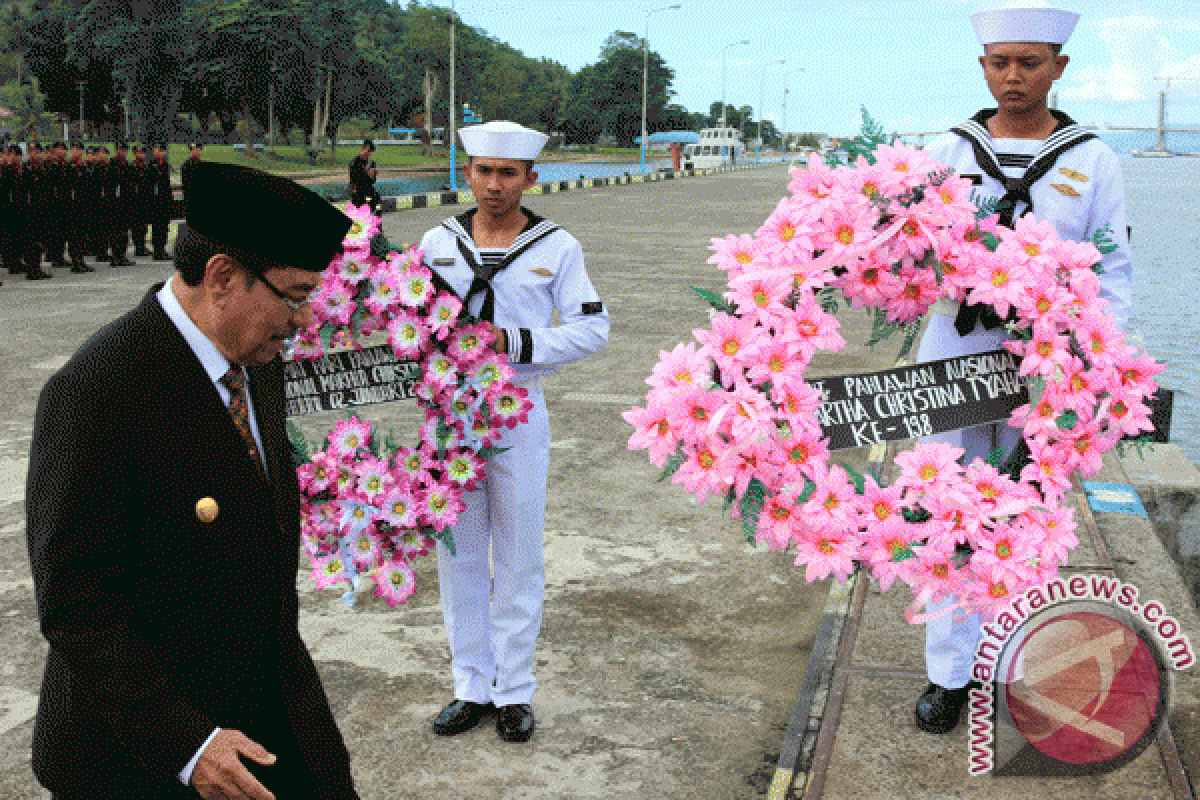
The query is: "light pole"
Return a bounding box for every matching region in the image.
[448,0,458,190]
[781,67,804,157]
[721,39,749,128]
[76,81,86,142]
[757,59,784,162]
[640,3,681,172]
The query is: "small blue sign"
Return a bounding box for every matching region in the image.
[1081,481,1148,516]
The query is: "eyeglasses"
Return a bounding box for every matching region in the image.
[256,271,319,312]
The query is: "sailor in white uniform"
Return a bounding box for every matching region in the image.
[422,121,610,742]
[913,3,1134,733]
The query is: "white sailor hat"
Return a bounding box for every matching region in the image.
[459,120,549,161]
[971,1,1079,45]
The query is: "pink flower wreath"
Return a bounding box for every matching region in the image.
[286,204,534,607]
[623,141,1163,622]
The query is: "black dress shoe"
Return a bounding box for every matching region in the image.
[134,247,150,257]
[496,703,535,742]
[26,267,52,281]
[153,250,171,261]
[915,681,981,734]
[432,699,494,736]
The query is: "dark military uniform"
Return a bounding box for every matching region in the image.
[147,155,172,258]
[180,155,201,219]
[42,156,70,267]
[0,157,21,273]
[106,155,134,265]
[78,158,104,260]
[20,159,51,270]
[64,156,93,271]
[129,156,151,256]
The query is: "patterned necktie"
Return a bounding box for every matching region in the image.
[220,367,264,472]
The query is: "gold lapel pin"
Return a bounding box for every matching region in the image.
[196,497,219,523]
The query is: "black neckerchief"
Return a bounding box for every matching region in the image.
[949,108,1096,335]
[442,207,559,322]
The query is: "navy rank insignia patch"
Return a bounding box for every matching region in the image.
[1058,167,1088,182]
[1051,183,1081,198]
[531,267,555,277]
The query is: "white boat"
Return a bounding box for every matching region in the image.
[1132,149,1174,158]
[681,127,746,170]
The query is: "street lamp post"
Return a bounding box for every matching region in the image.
[448,0,458,191]
[720,39,749,128]
[757,58,784,162]
[76,81,86,142]
[640,3,681,173]
[781,67,804,157]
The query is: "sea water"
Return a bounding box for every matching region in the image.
[1123,155,1200,467]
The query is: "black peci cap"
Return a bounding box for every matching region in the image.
[184,162,352,273]
[363,138,375,151]
[189,142,203,150]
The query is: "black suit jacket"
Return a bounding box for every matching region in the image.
[27,286,357,799]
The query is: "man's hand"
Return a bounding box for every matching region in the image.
[487,323,507,354]
[190,729,276,800]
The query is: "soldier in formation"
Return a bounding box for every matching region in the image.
[0,140,177,283]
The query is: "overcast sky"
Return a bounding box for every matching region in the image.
[440,0,1200,136]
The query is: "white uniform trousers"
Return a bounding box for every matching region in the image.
[436,383,550,707]
[916,308,1022,688]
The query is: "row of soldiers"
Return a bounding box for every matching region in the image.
[0,141,192,283]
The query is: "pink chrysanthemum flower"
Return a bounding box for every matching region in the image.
[328,417,373,458]
[428,292,463,339]
[399,269,434,308]
[756,198,814,264]
[342,203,381,250]
[707,233,766,277]
[419,486,463,531]
[379,485,419,529]
[298,450,338,495]
[446,325,494,366]
[894,441,964,493]
[443,449,485,490]
[289,332,326,360]
[861,517,922,591]
[467,356,507,393]
[648,341,712,393]
[313,553,350,589]
[364,271,403,316]
[354,456,394,501]
[745,339,808,388]
[671,439,729,504]
[665,387,725,443]
[888,262,941,323]
[624,403,682,468]
[393,445,435,485]
[907,541,967,603]
[345,527,381,569]
[728,270,793,328]
[490,385,532,429]
[393,528,433,560]
[788,299,845,358]
[1010,328,1071,378]
[386,310,429,361]
[1112,349,1163,397]
[371,557,417,607]
[694,312,765,379]
[311,279,356,328]
[331,251,375,285]
[755,485,802,550]
[835,253,902,310]
[793,526,858,583]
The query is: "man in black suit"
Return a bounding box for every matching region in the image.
[129,144,152,257]
[27,162,360,800]
[347,139,380,215]
[181,141,203,217]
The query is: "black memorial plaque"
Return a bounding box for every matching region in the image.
[812,349,1030,451]
[283,344,420,416]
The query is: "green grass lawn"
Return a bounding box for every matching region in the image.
[91,142,463,174]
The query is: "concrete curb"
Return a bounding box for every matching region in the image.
[377,162,779,214]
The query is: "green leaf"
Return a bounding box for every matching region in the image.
[428,525,456,557]
[690,285,734,314]
[890,545,917,563]
[816,286,840,315]
[319,324,334,352]
[984,447,1006,468]
[739,478,768,543]
[286,419,312,467]
[367,432,383,459]
[797,477,817,504]
[723,484,738,512]
[840,463,867,494]
[477,445,512,459]
[657,443,686,482]
[1055,410,1079,431]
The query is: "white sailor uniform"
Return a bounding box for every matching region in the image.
[918,111,1134,689]
[421,208,609,706]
